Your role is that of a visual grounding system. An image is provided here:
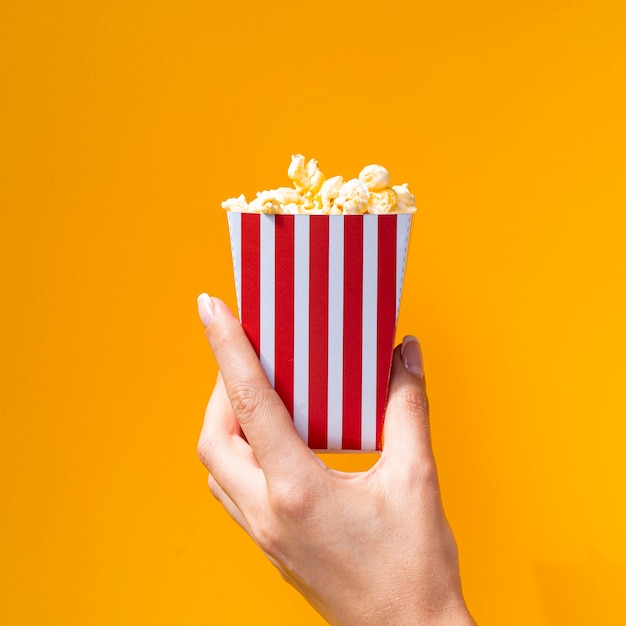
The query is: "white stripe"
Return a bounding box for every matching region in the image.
[361,216,378,450]
[260,215,275,387]
[293,216,310,442]
[228,212,242,320]
[396,214,412,320]
[327,216,344,449]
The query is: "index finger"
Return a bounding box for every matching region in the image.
[197,294,318,479]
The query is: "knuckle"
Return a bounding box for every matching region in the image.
[207,474,221,500]
[250,518,282,558]
[228,381,264,426]
[268,481,315,520]
[418,456,439,488]
[197,433,217,469]
[401,456,439,492]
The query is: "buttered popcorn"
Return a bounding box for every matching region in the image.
[221,155,417,215]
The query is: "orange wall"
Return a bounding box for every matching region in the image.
[1,1,625,624]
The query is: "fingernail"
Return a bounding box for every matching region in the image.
[197,293,214,327]
[401,335,424,378]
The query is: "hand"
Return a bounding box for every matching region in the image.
[197,294,476,626]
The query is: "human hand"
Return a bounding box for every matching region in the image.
[197,294,476,626]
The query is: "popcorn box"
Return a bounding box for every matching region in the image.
[228,213,412,452]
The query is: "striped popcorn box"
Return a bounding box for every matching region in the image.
[228,212,412,452]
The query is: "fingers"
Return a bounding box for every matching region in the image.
[197,294,317,481]
[207,473,253,535]
[198,374,265,506]
[381,336,435,468]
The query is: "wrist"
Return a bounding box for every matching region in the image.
[415,604,476,626]
[391,598,476,626]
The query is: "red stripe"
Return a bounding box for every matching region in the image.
[376,215,397,450]
[308,216,329,449]
[241,214,261,357]
[274,215,295,419]
[343,216,363,450]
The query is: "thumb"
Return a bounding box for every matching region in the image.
[381,336,435,466]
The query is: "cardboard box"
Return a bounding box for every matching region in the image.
[228,212,412,451]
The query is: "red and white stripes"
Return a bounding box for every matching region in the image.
[228,213,411,451]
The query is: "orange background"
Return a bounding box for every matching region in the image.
[1,1,626,624]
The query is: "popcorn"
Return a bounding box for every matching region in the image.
[222,154,416,451]
[287,155,326,212]
[392,183,417,214]
[358,164,391,191]
[334,179,370,215]
[222,155,417,215]
[368,188,398,214]
[288,154,326,195]
[319,175,344,214]
[248,187,302,214]
[221,194,250,213]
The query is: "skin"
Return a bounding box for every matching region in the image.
[197,295,476,626]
